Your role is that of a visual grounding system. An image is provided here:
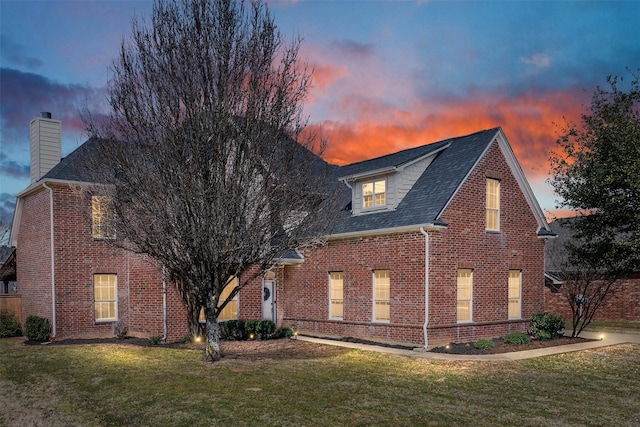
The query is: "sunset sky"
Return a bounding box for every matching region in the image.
[1,0,639,226]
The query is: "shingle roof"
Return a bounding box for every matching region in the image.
[35,127,523,237]
[330,128,500,235]
[41,137,106,183]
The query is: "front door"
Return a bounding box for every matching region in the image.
[262,279,275,321]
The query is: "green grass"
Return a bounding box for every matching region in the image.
[582,320,640,334]
[1,338,639,426]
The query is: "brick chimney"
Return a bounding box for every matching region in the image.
[30,112,61,183]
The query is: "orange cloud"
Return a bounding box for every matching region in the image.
[302,87,591,216]
[312,88,589,180]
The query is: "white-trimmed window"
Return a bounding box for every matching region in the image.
[199,277,239,322]
[329,272,344,320]
[362,179,386,208]
[373,270,390,322]
[508,270,522,319]
[457,269,472,322]
[486,178,500,231]
[92,196,115,238]
[94,274,117,321]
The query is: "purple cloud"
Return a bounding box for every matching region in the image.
[0,193,16,226]
[0,68,105,148]
[0,36,43,70]
[0,153,29,179]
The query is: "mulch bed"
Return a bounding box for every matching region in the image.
[22,335,594,358]
[430,336,592,355]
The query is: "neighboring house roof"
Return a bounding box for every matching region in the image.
[545,218,575,273]
[0,246,16,282]
[330,127,552,237]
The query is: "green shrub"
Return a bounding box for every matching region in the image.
[474,339,495,350]
[25,315,51,342]
[245,320,259,339]
[275,327,294,339]
[530,312,565,340]
[505,332,530,345]
[534,331,553,341]
[0,309,22,338]
[220,320,246,341]
[256,320,275,340]
[148,336,163,345]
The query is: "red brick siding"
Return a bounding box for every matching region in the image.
[281,139,546,346]
[17,183,190,341]
[281,233,426,345]
[544,277,640,322]
[16,187,54,327]
[428,140,545,344]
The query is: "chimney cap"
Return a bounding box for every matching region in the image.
[41,112,52,119]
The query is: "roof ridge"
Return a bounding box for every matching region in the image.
[340,127,500,169]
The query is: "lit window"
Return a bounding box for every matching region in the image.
[329,272,344,320]
[508,270,522,319]
[373,270,390,321]
[92,196,115,238]
[486,178,500,231]
[457,269,472,322]
[94,274,117,321]
[199,277,238,322]
[363,179,386,208]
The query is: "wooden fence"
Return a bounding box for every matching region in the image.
[0,295,22,322]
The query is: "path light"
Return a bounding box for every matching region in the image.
[249,333,255,340]
[195,336,202,343]
[599,334,605,341]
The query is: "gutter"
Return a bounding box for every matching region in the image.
[328,222,447,241]
[43,182,56,338]
[419,227,430,349]
[162,267,167,343]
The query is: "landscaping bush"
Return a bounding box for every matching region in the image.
[112,319,128,339]
[25,315,51,342]
[474,339,495,350]
[530,312,565,340]
[245,320,259,339]
[275,327,294,339]
[220,320,246,341]
[0,309,22,338]
[256,320,276,340]
[534,331,553,341]
[148,336,163,345]
[505,332,530,345]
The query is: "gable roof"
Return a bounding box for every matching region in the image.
[11,126,551,245]
[329,127,553,237]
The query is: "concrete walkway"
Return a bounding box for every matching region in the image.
[297,330,640,361]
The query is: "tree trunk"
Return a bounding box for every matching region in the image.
[205,315,221,362]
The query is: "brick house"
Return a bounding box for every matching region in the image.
[11,114,553,346]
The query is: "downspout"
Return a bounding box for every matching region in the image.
[162,267,167,342]
[43,183,56,337]
[420,227,430,349]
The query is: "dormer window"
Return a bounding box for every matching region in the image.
[363,179,386,208]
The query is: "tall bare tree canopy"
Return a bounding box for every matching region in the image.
[548,70,640,336]
[86,0,334,361]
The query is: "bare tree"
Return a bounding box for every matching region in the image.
[0,221,9,246]
[546,219,625,337]
[85,0,336,361]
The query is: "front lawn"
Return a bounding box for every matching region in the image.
[0,337,638,426]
